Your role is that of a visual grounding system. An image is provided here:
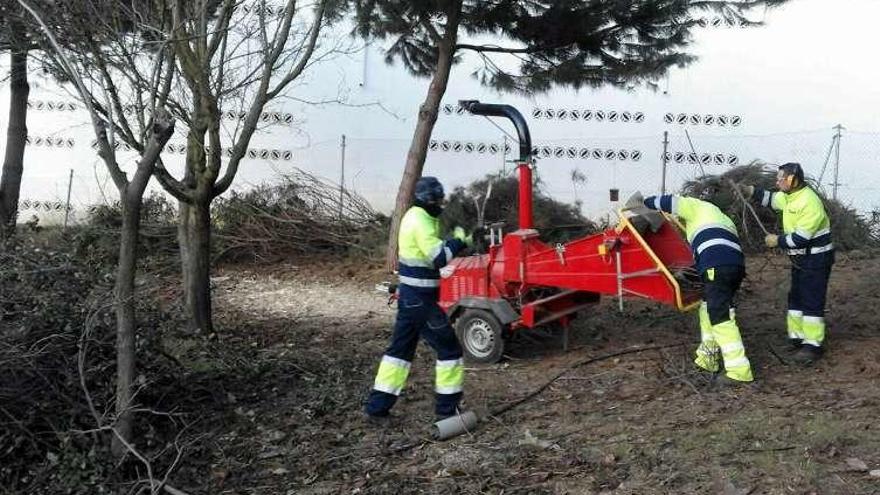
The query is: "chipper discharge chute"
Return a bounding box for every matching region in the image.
[439,101,702,363]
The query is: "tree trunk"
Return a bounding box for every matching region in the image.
[178,199,213,334]
[0,47,29,237]
[384,8,462,271]
[110,192,142,457]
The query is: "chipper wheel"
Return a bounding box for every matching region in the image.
[455,309,505,364]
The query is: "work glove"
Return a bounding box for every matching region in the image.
[453,226,474,248]
[764,233,779,248]
[737,183,755,198]
[623,191,645,211]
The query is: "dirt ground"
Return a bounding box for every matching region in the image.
[164,251,880,494]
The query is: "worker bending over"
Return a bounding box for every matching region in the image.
[740,163,834,365]
[639,193,754,386]
[365,176,472,423]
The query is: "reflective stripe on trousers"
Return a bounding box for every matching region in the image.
[787,310,804,340]
[435,358,464,395]
[712,319,754,382]
[788,250,833,347]
[694,303,752,381]
[372,355,412,396]
[802,316,825,347]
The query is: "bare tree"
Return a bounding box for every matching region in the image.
[18,0,176,456]
[135,0,340,334]
[23,0,342,330]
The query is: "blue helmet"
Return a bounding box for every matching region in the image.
[414,176,445,205]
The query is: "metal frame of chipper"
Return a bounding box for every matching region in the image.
[440,100,702,363]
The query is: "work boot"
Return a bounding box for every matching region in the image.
[711,374,753,390]
[364,411,395,428]
[435,407,462,422]
[693,362,720,376]
[792,344,823,365]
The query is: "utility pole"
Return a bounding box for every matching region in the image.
[661,131,669,195]
[684,128,706,177]
[63,169,73,231]
[339,134,346,219]
[832,124,843,201]
[501,135,507,174]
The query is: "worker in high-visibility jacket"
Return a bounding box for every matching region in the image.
[740,162,834,365]
[640,193,754,386]
[365,176,471,423]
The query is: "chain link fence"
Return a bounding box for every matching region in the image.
[9,93,880,225]
[15,127,880,226]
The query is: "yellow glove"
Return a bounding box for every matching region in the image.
[764,233,779,248]
[453,226,474,247]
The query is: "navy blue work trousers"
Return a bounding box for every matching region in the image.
[365,288,463,417]
[788,251,834,317]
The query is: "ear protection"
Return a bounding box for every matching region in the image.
[778,162,804,190]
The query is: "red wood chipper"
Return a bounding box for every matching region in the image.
[440,101,702,363]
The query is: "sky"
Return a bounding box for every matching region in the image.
[3,0,880,224]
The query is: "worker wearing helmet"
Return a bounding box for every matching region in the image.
[639,193,754,386]
[365,176,472,423]
[739,163,834,365]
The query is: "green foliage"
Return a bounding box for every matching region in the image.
[0,234,181,492]
[0,236,113,490]
[352,0,790,93]
[72,191,178,266]
[442,171,597,244]
[84,191,177,228]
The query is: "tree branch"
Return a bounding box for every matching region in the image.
[129,109,176,198]
[16,0,127,191]
[215,0,326,197]
[154,158,193,203]
[265,0,327,99]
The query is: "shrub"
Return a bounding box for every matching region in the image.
[0,236,177,492]
[442,172,599,244]
[73,191,178,266]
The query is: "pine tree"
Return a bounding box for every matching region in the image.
[350,0,790,269]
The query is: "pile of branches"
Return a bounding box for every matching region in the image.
[443,172,600,244]
[0,236,189,491]
[681,162,878,252]
[69,169,387,265]
[0,238,117,489]
[213,169,386,262]
[74,191,180,269]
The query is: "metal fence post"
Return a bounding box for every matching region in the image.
[63,168,74,231]
[832,124,843,201]
[661,131,669,195]
[339,134,346,219]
